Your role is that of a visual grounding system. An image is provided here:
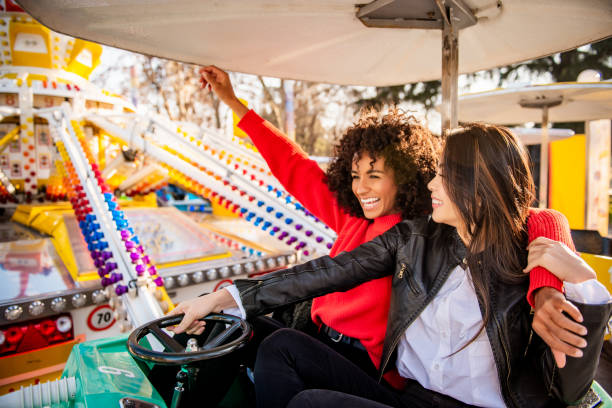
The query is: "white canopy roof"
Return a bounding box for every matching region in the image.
[510,127,574,145]
[18,0,612,86]
[457,82,612,124]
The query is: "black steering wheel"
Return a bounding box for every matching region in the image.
[127,313,252,365]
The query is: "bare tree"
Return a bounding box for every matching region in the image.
[93,48,366,154]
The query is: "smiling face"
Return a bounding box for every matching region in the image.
[427,170,462,229]
[351,153,399,219]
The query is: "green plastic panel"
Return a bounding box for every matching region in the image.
[61,334,167,408]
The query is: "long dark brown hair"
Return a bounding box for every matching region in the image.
[441,123,535,346]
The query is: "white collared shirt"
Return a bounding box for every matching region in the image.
[396,265,503,407]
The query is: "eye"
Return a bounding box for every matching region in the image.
[351,175,359,180]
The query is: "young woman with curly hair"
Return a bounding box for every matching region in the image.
[196,66,587,387]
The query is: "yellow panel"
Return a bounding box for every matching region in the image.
[549,134,586,229]
[29,210,62,235]
[119,193,158,208]
[0,336,82,396]
[65,39,102,79]
[11,204,81,279]
[0,369,62,396]
[0,126,20,154]
[580,253,612,294]
[48,219,80,280]
[158,286,175,312]
[9,21,52,68]
[211,200,239,217]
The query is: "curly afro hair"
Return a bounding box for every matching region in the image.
[325,107,440,220]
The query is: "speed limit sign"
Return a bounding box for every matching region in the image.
[87,305,116,331]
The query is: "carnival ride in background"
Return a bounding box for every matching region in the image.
[0,0,611,407]
[0,1,337,398]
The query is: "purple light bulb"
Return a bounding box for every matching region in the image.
[110,272,123,283]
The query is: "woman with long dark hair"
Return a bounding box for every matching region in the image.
[197,66,588,373]
[171,123,610,407]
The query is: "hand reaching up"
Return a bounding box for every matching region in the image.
[199,65,249,118]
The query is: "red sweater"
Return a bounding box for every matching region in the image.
[239,110,566,380]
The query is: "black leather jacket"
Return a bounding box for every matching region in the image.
[235,218,612,408]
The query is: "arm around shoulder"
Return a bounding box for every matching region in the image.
[526,208,572,305]
[547,301,612,404]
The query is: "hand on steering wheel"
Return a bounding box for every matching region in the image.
[127,313,251,365]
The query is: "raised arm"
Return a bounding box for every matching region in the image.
[525,208,592,367]
[200,66,350,232]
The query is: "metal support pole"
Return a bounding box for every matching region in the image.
[440,4,458,135]
[539,106,549,208]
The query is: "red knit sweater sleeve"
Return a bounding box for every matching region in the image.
[238,110,350,233]
[526,208,572,306]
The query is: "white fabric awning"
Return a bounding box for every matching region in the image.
[18,0,612,86]
[457,82,612,124]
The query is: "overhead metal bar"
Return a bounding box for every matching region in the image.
[358,0,470,133]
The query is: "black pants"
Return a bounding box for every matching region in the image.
[247,315,379,378]
[254,329,477,408]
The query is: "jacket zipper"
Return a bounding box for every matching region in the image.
[400,263,422,296]
[378,261,456,380]
[397,263,406,279]
[238,273,290,297]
